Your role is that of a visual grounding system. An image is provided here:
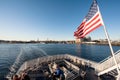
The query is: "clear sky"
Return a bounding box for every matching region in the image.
[0,0,120,41]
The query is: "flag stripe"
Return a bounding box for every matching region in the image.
[82,21,102,36]
[85,13,99,27]
[79,23,102,37]
[77,21,85,30]
[84,13,100,31]
[77,12,100,34]
[84,18,101,33]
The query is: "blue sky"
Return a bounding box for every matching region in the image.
[0,0,120,41]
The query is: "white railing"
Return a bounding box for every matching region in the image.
[17,54,98,74]
[62,66,74,80]
[17,54,67,73]
[99,49,120,64]
[96,49,120,75]
[65,54,99,68]
[64,60,80,73]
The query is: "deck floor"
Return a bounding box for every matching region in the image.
[19,59,116,80]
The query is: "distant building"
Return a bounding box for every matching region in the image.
[75,38,81,44]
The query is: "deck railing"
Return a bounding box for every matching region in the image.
[17,54,98,74]
[96,49,120,76]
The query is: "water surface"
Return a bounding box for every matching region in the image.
[0,43,120,79]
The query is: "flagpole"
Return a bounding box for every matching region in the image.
[103,25,120,74]
[97,1,120,74]
[74,0,120,75]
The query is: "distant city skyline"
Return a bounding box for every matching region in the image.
[0,0,120,41]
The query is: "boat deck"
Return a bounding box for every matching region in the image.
[18,59,115,80]
[7,54,116,80]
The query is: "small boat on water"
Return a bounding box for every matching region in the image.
[7,53,120,80]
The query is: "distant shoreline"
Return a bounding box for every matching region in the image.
[0,40,75,44]
[0,40,120,46]
[82,42,120,46]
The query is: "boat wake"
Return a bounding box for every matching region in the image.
[6,45,48,78]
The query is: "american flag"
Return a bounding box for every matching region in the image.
[74,0,104,38]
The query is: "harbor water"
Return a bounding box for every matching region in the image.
[0,43,120,79]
